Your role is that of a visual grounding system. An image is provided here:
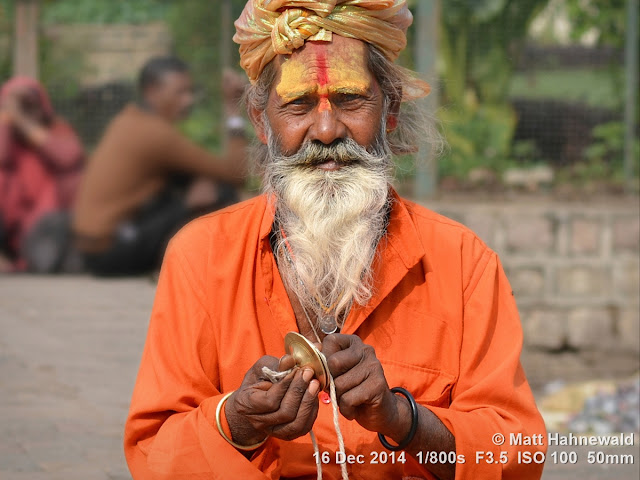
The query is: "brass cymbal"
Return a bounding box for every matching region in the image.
[284,332,329,391]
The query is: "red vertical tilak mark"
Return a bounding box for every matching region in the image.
[316,48,329,86]
[315,47,331,111]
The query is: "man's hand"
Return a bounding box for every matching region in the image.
[0,93,20,124]
[221,68,248,117]
[0,89,49,145]
[321,334,412,442]
[224,355,321,447]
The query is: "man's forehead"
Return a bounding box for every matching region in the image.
[282,37,367,65]
[275,38,372,100]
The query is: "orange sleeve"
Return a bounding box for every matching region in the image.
[426,252,547,480]
[123,235,271,480]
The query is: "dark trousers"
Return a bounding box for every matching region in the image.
[84,184,238,277]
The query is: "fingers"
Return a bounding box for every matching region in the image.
[320,335,395,430]
[277,368,313,415]
[251,355,280,380]
[263,368,314,425]
[326,346,364,378]
[242,367,319,441]
[335,372,389,420]
[229,357,322,444]
[271,377,321,441]
[248,355,294,384]
[323,335,376,381]
[278,354,296,372]
[238,372,296,415]
[237,367,317,420]
[321,333,357,359]
[221,68,247,104]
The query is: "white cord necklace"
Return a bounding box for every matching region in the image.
[263,265,349,479]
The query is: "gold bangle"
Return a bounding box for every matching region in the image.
[215,391,268,451]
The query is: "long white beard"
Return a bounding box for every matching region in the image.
[263,131,393,328]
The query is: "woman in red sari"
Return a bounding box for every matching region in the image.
[0,76,84,272]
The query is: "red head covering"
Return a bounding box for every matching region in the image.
[0,76,55,118]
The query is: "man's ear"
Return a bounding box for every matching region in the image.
[248,106,268,144]
[386,91,401,133]
[142,84,160,110]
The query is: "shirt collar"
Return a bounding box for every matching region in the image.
[384,188,429,272]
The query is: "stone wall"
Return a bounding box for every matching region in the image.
[426,197,640,358]
[44,22,171,86]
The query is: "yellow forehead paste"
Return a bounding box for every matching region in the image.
[276,42,371,109]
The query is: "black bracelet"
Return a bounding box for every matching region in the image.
[378,387,418,451]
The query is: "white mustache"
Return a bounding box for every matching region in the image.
[272,138,387,168]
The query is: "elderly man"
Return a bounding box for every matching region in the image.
[125,2,546,479]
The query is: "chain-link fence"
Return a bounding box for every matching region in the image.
[1,0,638,193]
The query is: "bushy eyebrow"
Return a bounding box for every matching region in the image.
[331,86,370,96]
[279,85,319,102]
[280,84,371,103]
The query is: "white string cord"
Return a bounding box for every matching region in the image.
[309,430,323,480]
[327,361,349,480]
[272,233,349,479]
[262,360,349,480]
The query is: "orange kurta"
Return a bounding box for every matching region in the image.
[124,190,547,480]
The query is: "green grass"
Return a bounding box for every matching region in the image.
[509,68,624,110]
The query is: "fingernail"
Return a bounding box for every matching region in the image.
[308,380,320,396]
[302,368,314,383]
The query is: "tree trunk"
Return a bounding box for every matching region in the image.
[13,0,39,79]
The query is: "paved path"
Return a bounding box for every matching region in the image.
[1,275,638,479]
[0,276,154,480]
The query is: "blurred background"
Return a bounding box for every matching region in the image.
[0,0,638,479]
[1,0,638,194]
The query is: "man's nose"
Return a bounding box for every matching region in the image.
[307,108,348,145]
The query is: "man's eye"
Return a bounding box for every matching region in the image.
[334,93,364,105]
[288,97,311,106]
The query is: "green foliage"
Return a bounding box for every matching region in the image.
[510,140,545,165]
[583,122,640,181]
[40,29,85,98]
[167,1,247,151]
[0,0,12,82]
[554,121,639,188]
[509,67,624,109]
[41,0,170,25]
[440,0,550,105]
[563,0,636,119]
[565,0,632,48]
[439,103,517,179]
[437,0,551,182]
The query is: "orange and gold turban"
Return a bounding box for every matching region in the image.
[234,0,413,83]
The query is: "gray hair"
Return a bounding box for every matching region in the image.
[244,43,443,167]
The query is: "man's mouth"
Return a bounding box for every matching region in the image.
[316,160,342,171]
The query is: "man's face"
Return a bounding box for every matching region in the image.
[258,37,394,322]
[256,36,386,168]
[146,71,195,122]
